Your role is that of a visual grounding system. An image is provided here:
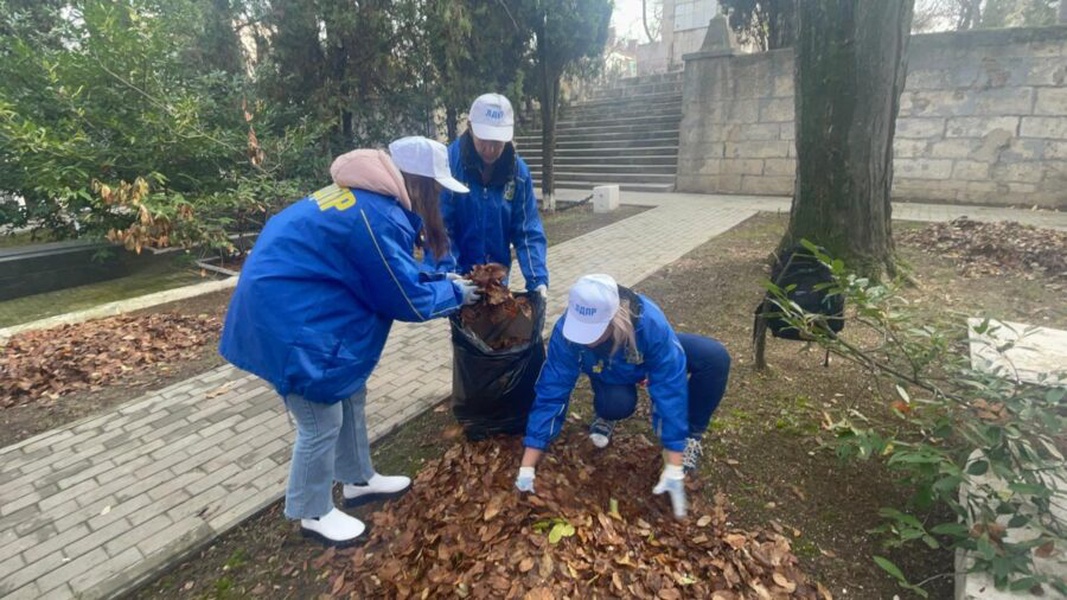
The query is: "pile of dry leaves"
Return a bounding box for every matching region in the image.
[0,313,219,408]
[897,217,1067,281]
[459,263,534,351]
[327,432,829,599]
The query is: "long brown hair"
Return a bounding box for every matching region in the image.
[402,173,450,261]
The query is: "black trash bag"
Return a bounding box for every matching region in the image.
[449,292,546,440]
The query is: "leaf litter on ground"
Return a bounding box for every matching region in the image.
[897,217,1067,285]
[0,313,220,408]
[328,431,831,599]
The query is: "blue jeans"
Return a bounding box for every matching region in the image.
[592,333,731,438]
[283,389,376,519]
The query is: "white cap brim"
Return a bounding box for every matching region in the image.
[471,122,514,142]
[562,316,610,345]
[437,175,469,194]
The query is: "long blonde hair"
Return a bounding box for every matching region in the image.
[607,296,637,356]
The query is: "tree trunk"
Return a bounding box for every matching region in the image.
[537,19,558,212]
[766,0,796,50]
[446,105,458,141]
[786,0,913,278]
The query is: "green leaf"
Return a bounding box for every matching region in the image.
[873,556,906,582]
[977,536,997,561]
[1008,576,1039,591]
[966,460,989,476]
[548,521,575,544]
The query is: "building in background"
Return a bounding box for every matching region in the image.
[635,0,718,75]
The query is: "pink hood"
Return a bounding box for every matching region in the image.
[329,149,411,211]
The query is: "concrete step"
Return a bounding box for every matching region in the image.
[563,95,683,113]
[554,112,682,128]
[521,127,680,143]
[524,156,679,169]
[534,180,675,193]
[518,121,680,138]
[521,145,680,158]
[590,81,684,100]
[519,138,680,152]
[526,112,683,129]
[528,170,676,185]
[557,106,683,123]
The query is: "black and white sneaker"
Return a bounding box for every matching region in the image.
[589,417,617,449]
[682,437,704,473]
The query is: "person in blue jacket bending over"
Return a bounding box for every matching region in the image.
[514,274,731,518]
[219,137,481,548]
[424,93,549,297]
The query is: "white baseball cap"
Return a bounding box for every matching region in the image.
[562,274,620,345]
[469,93,515,142]
[388,136,469,194]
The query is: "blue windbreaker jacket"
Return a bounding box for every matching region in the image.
[424,133,549,290]
[523,291,690,452]
[219,185,463,404]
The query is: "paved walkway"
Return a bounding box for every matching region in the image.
[1,192,1066,599]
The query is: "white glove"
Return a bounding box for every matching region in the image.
[444,272,463,281]
[453,279,482,306]
[652,464,687,518]
[534,284,547,299]
[515,466,536,493]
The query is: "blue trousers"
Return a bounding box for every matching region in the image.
[283,389,376,519]
[591,333,730,438]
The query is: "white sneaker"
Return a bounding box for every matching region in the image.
[300,507,366,547]
[342,473,412,507]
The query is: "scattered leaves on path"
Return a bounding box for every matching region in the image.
[897,218,1067,283]
[1,313,220,408]
[329,432,829,599]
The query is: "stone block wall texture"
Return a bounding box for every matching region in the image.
[676,26,1067,208]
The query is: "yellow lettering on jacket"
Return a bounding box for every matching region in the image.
[311,184,356,212]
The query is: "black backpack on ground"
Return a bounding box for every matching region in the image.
[752,245,845,369]
[756,244,845,341]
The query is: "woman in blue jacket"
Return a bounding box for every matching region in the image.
[219,137,480,547]
[514,274,731,519]
[424,93,549,296]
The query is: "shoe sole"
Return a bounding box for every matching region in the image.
[589,434,610,449]
[300,522,372,548]
[343,487,410,508]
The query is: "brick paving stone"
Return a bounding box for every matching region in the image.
[51,495,113,534]
[36,547,109,597]
[85,494,152,533]
[23,523,90,562]
[62,516,133,561]
[69,546,144,597]
[0,581,44,600]
[104,514,171,557]
[0,550,25,583]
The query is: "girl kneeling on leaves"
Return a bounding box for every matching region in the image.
[514,274,730,518]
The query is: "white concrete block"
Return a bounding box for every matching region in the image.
[968,319,1067,388]
[593,185,620,213]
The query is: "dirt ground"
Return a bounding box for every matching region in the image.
[7,206,1067,599]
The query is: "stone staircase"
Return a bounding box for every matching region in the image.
[516,72,684,194]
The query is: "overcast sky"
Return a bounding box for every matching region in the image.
[612,0,655,42]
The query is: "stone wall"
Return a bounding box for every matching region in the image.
[676,26,1067,209]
